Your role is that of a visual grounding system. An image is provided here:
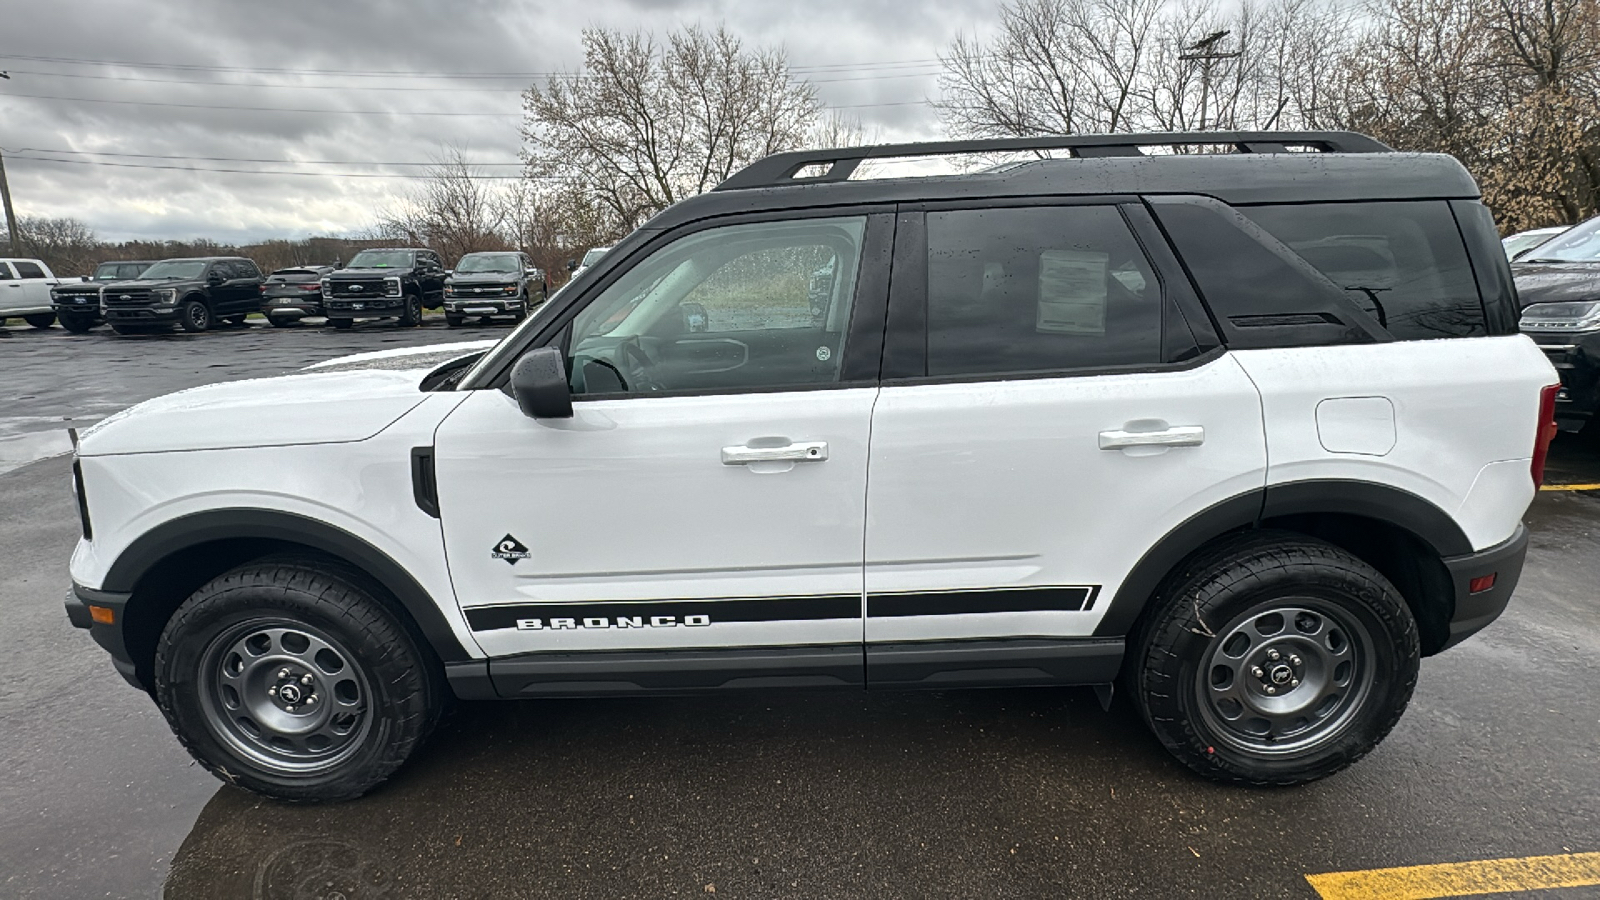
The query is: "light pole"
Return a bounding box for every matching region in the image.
[0,70,19,254]
[1180,31,1242,132]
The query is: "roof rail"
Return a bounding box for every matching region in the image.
[714,131,1393,192]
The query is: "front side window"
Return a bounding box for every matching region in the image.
[565,217,866,395]
[13,261,46,279]
[1240,201,1486,340]
[925,205,1163,377]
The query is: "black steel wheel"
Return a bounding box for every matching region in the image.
[24,312,57,328]
[1131,531,1419,786]
[398,294,423,327]
[179,300,211,332]
[154,556,446,802]
[59,313,97,333]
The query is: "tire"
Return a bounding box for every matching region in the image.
[1130,530,1419,786]
[328,318,353,330]
[180,300,211,333]
[398,294,423,327]
[110,322,150,335]
[153,556,446,802]
[268,316,295,328]
[59,313,96,333]
[445,314,465,328]
[24,312,56,328]
[223,314,248,327]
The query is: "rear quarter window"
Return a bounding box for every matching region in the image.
[1238,201,1487,341]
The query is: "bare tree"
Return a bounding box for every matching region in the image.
[376,147,512,265]
[3,216,99,276]
[523,25,821,234]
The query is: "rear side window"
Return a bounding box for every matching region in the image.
[117,264,148,279]
[14,261,47,279]
[1239,202,1486,340]
[925,205,1164,377]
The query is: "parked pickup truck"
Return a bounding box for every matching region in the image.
[51,260,159,333]
[322,248,447,328]
[1,258,65,328]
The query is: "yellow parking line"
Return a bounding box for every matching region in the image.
[1306,851,1600,899]
[1540,483,1600,491]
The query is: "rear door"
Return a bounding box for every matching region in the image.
[0,262,23,314]
[862,202,1268,683]
[12,261,56,309]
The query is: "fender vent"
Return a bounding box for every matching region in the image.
[411,447,440,518]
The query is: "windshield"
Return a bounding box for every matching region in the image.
[1521,218,1600,263]
[268,270,322,283]
[581,247,610,267]
[92,264,121,281]
[347,250,414,269]
[139,260,208,280]
[456,253,521,274]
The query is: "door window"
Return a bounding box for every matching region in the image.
[13,261,47,279]
[0,263,15,280]
[925,206,1163,377]
[565,216,867,395]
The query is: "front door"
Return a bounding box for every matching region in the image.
[433,213,890,663]
[0,262,25,314]
[864,203,1268,652]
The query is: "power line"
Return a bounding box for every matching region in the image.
[0,90,517,116]
[8,146,526,166]
[3,154,546,179]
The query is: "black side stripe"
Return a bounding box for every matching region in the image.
[867,586,1100,618]
[465,595,860,632]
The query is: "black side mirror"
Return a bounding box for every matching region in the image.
[207,272,225,285]
[566,259,578,273]
[680,302,709,333]
[509,347,573,419]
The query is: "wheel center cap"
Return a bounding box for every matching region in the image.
[1269,664,1294,685]
[278,683,303,704]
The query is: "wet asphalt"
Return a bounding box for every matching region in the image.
[1,318,1596,899]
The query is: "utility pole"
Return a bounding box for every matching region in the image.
[0,148,19,254]
[1180,30,1242,132]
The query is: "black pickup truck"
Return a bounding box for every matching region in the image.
[101,257,264,334]
[50,260,158,332]
[321,248,447,328]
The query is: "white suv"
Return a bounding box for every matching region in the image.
[65,132,1558,801]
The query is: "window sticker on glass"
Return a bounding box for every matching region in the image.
[1036,249,1109,335]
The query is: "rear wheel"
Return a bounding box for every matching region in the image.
[59,313,97,333]
[223,314,248,327]
[179,300,212,333]
[24,312,56,328]
[154,557,445,802]
[1131,531,1419,786]
[328,318,353,330]
[398,294,423,327]
[268,316,295,328]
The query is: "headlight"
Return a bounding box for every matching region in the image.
[384,277,402,297]
[503,284,519,295]
[50,289,61,300]
[321,280,332,298]
[443,284,457,297]
[1520,300,1600,330]
[153,289,178,304]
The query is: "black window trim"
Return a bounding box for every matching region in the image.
[881,197,1213,387]
[470,204,898,399]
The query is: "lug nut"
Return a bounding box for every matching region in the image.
[305,694,318,705]
[1265,686,1277,695]
[278,668,291,679]
[301,674,314,686]
[1291,679,1300,687]
[1266,649,1281,661]
[267,686,278,697]
[1250,666,1265,678]
[1289,655,1302,667]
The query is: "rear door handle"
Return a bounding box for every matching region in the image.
[721,441,829,465]
[1098,426,1205,450]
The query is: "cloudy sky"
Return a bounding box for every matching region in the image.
[0,0,995,243]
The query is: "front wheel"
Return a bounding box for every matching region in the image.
[398,294,423,327]
[1131,531,1419,786]
[327,318,353,330]
[179,300,211,333]
[154,557,445,802]
[445,313,465,328]
[24,312,56,328]
[59,313,97,333]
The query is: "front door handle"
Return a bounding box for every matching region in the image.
[721,441,829,465]
[1098,425,1205,450]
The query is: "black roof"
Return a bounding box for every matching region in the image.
[98,259,159,266]
[645,131,1480,232]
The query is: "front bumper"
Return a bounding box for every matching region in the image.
[325,296,403,314]
[53,296,103,315]
[1525,329,1600,430]
[444,296,525,315]
[103,305,179,321]
[65,583,143,690]
[1437,524,1529,651]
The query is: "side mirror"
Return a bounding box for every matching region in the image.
[207,272,225,285]
[566,259,578,273]
[680,302,709,333]
[509,347,573,419]
[444,269,454,277]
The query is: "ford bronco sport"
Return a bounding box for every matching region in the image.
[65,132,1557,802]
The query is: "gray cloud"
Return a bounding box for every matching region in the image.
[1,0,993,242]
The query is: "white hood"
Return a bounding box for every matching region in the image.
[303,340,497,373]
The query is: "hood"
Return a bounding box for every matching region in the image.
[449,272,521,284]
[101,277,181,291]
[1511,262,1600,308]
[77,369,433,457]
[330,268,407,278]
[303,340,497,373]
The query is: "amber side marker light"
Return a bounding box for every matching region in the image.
[1468,574,1497,594]
[89,605,115,625]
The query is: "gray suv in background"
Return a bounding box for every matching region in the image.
[444,251,546,327]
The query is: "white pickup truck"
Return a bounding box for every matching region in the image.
[1,258,65,328]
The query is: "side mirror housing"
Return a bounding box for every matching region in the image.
[207,272,225,286]
[509,347,573,419]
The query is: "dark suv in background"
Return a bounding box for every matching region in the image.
[101,257,264,334]
[1514,214,1600,431]
[322,248,446,328]
[443,251,546,327]
[50,260,157,333]
[261,265,334,327]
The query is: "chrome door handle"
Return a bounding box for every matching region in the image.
[721,441,829,465]
[1098,426,1205,450]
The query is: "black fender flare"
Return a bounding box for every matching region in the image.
[103,509,471,661]
[1093,480,1471,638]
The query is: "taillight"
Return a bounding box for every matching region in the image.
[258,284,267,293]
[300,283,321,291]
[1531,383,1560,488]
